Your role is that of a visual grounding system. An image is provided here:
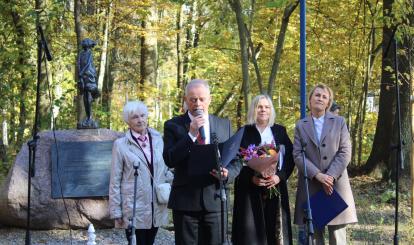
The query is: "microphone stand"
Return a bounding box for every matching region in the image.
[383,24,404,245]
[300,142,314,245]
[25,24,52,245]
[392,36,404,245]
[212,133,229,245]
[129,161,140,245]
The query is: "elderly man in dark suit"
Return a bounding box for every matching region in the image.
[163,79,241,245]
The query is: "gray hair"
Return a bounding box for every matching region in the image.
[185,79,210,96]
[247,94,276,127]
[122,101,148,123]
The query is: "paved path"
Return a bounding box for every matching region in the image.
[0,227,174,245]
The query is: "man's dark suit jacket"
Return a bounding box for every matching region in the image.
[163,112,241,212]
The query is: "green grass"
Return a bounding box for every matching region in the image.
[286,175,413,244]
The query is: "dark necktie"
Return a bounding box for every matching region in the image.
[196,133,205,145]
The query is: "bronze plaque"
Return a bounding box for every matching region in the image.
[51,141,114,198]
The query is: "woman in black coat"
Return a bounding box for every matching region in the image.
[232,94,294,245]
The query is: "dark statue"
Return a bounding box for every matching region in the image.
[77,38,100,129]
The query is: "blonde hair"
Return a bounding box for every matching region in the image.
[247,94,276,127]
[308,83,334,111]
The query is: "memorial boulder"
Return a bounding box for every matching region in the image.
[0,129,123,229]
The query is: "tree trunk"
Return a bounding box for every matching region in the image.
[102,28,119,128]
[35,0,54,130]
[351,82,364,166]
[361,0,395,177]
[350,12,366,166]
[139,6,158,103]
[407,0,414,221]
[190,3,203,80]
[245,24,263,93]
[0,139,6,164]
[181,0,196,103]
[1,109,7,147]
[357,82,368,166]
[214,84,237,116]
[139,20,146,98]
[410,37,414,220]
[8,3,29,147]
[8,95,16,144]
[86,0,96,15]
[175,4,184,113]
[350,85,361,166]
[236,93,243,129]
[394,30,412,176]
[267,1,299,96]
[74,0,87,123]
[101,54,112,128]
[346,0,366,136]
[0,109,6,163]
[230,0,250,113]
[347,35,356,133]
[97,4,111,92]
[357,30,380,166]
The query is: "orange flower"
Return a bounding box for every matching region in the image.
[268,149,278,157]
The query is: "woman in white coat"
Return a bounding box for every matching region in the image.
[109,101,172,245]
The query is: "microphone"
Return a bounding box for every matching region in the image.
[37,25,53,61]
[133,161,140,169]
[300,139,307,149]
[212,133,221,158]
[300,139,307,155]
[212,132,226,200]
[195,109,205,140]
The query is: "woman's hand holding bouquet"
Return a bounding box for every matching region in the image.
[239,142,280,199]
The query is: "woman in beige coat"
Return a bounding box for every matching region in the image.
[109,101,172,245]
[293,84,357,245]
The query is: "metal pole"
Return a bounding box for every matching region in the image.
[25,24,43,245]
[393,37,402,245]
[212,133,228,245]
[130,163,139,245]
[300,0,307,119]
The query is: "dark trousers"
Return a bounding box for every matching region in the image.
[173,210,224,245]
[125,226,158,245]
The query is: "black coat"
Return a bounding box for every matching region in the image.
[163,112,242,212]
[232,124,294,245]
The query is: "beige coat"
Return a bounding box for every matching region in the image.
[293,112,357,226]
[109,128,172,229]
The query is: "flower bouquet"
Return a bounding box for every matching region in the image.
[239,142,280,199]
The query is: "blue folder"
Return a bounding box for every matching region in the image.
[302,189,348,230]
[188,128,245,175]
[219,127,244,167]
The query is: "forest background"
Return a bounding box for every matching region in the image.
[0,0,414,242]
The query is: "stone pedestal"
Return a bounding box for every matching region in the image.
[0,129,124,229]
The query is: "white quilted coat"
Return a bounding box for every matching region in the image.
[109,128,172,229]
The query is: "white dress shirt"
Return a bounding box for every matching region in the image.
[256,125,274,146]
[312,114,325,144]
